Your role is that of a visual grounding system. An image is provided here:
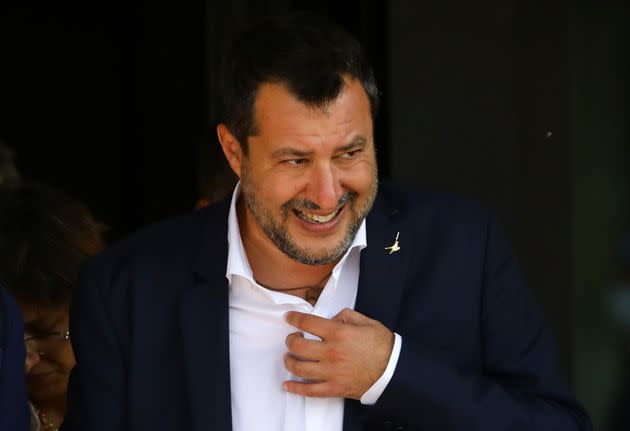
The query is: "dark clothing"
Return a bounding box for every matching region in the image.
[0,287,30,431]
[62,184,592,430]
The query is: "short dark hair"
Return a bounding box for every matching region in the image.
[0,182,105,307]
[219,11,380,153]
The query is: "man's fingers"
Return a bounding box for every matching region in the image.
[284,353,325,380]
[283,380,339,398]
[285,332,325,359]
[285,311,338,339]
[331,308,374,325]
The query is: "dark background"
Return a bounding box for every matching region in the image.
[1,2,627,428]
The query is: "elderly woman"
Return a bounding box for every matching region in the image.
[0,181,104,431]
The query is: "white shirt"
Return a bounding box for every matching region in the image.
[226,184,402,431]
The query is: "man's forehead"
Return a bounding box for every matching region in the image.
[255,77,368,107]
[255,81,334,112]
[252,80,371,131]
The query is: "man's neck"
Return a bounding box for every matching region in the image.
[237,200,337,298]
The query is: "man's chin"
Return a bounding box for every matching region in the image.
[287,250,345,266]
[284,236,352,266]
[286,216,363,264]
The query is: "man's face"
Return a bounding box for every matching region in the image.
[235,78,378,265]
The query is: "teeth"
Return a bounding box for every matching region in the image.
[297,208,339,223]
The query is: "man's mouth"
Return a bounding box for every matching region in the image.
[293,206,343,224]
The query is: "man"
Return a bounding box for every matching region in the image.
[62,12,591,431]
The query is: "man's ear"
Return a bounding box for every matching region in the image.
[217,124,244,178]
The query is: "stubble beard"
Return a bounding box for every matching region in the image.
[240,163,378,266]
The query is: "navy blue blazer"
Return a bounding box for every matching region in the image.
[62,184,591,430]
[0,287,30,431]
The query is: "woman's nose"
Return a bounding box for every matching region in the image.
[25,350,41,374]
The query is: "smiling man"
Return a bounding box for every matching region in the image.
[221,77,378,278]
[62,12,591,431]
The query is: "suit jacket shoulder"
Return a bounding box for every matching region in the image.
[83,198,231,295]
[376,182,491,228]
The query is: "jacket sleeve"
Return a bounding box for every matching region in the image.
[368,217,592,430]
[0,287,31,431]
[61,257,129,431]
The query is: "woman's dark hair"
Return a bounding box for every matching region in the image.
[0,182,104,307]
[219,11,380,153]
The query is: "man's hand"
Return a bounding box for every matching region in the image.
[283,308,394,400]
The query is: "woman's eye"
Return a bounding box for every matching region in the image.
[25,329,46,337]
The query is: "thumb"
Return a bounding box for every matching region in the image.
[331,308,373,325]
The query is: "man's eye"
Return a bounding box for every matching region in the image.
[340,150,360,159]
[284,159,307,166]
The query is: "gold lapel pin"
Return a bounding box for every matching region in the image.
[384,232,401,254]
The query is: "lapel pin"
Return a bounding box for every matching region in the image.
[384,232,401,254]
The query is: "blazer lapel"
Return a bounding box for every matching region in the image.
[180,201,233,431]
[345,189,411,430]
[355,195,409,328]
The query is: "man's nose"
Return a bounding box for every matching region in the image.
[306,163,342,211]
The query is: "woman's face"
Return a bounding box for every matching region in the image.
[19,302,76,404]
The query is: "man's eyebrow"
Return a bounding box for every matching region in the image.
[271,147,313,159]
[337,136,367,152]
[270,136,368,159]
